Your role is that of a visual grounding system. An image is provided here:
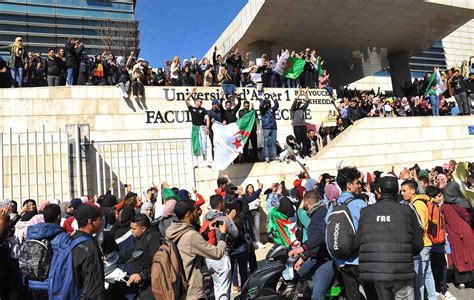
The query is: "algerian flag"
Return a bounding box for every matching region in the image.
[284,57,306,80]
[191,125,201,156]
[426,69,446,96]
[212,110,256,170]
[267,207,300,247]
[274,50,290,76]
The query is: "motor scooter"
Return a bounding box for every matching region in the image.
[235,244,348,300]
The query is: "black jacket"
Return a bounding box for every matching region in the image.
[65,39,84,68]
[72,231,106,300]
[301,205,330,260]
[43,56,63,76]
[348,105,366,123]
[119,229,161,287]
[222,98,241,124]
[355,195,424,283]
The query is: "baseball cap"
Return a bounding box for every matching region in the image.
[73,202,103,224]
[212,99,220,105]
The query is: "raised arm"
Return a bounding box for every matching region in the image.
[185,87,197,107]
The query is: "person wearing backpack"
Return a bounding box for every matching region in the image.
[119,214,161,299]
[23,204,70,300]
[72,203,106,300]
[325,166,375,300]
[355,176,424,300]
[165,199,228,299]
[401,180,437,300]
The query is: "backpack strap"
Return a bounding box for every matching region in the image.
[175,231,198,283]
[69,235,93,251]
[341,197,355,205]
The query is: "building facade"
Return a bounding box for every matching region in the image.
[352,19,474,92]
[0,0,138,57]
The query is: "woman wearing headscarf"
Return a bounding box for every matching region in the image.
[441,181,474,288]
[110,203,136,251]
[140,202,154,222]
[5,37,27,87]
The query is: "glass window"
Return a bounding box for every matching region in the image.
[56,7,83,17]
[56,0,84,7]
[27,0,53,4]
[27,5,55,15]
[0,3,27,13]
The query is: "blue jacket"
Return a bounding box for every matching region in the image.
[259,99,279,129]
[27,222,71,252]
[302,205,329,259]
[325,191,367,267]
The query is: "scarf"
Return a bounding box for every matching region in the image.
[307,200,325,216]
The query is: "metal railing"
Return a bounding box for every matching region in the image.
[91,138,196,198]
[0,126,70,203]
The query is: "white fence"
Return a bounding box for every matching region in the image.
[0,126,70,203]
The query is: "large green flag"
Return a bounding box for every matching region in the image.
[283,57,306,80]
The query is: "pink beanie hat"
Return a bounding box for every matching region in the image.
[324,183,340,202]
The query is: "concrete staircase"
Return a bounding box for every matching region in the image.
[195,116,474,198]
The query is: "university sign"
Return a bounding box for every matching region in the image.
[144,87,334,124]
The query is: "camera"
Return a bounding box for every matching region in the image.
[215,220,224,227]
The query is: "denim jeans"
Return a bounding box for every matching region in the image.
[10,67,23,87]
[262,128,277,160]
[222,83,236,96]
[454,92,471,115]
[429,95,439,116]
[414,247,436,300]
[249,209,260,242]
[66,67,74,86]
[297,259,335,300]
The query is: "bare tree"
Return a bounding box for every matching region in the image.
[93,19,140,56]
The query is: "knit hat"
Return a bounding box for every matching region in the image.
[177,189,191,201]
[324,183,340,202]
[140,202,154,214]
[293,179,302,187]
[71,198,83,210]
[304,178,317,191]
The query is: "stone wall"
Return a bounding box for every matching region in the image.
[0,86,333,201]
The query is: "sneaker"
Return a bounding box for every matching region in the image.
[458,283,465,290]
[122,92,129,99]
[256,242,265,249]
[265,158,270,163]
[443,291,456,300]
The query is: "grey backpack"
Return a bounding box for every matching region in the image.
[19,239,52,280]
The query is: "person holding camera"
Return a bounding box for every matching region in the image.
[200,194,239,300]
[65,38,84,86]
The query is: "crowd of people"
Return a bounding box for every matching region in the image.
[0,160,473,300]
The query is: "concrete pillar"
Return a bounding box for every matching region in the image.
[388,52,411,96]
[248,41,273,62]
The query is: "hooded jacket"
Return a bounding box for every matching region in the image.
[355,194,424,282]
[444,182,472,209]
[291,99,309,126]
[166,221,226,299]
[259,99,279,129]
[411,194,433,247]
[26,222,71,253]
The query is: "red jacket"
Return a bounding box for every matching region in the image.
[441,204,474,273]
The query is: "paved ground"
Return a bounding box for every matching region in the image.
[232,243,473,300]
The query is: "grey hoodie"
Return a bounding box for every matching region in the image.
[166,221,226,299]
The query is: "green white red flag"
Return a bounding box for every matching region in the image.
[426,69,446,96]
[284,57,306,80]
[212,110,256,170]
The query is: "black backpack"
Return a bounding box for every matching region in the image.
[19,239,52,280]
[326,197,358,259]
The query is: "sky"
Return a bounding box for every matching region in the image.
[135,0,247,67]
